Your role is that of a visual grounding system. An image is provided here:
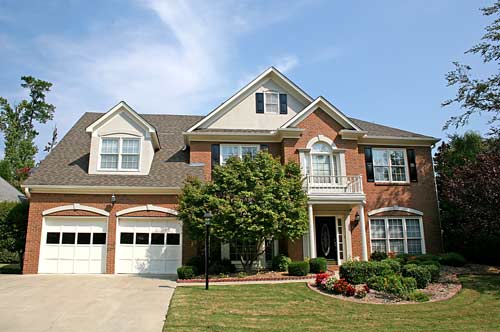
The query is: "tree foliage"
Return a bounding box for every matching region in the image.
[178,152,308,272]
[0,201,29,267]
[435,132,500,264]
[442,1,500,131]
[0,76,55,187]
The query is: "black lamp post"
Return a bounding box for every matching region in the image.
[203,212,212,290]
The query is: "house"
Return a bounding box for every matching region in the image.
[0,177,25,202]
[21,67,442,274]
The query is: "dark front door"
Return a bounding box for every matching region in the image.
[315,217,337,260]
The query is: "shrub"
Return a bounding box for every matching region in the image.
[309,257,327,273]
[288,261,310,276]
[395,253,412,265]
[381,258,401,274]
[370,251,388,261]
[417,260,441,268]
[0,201,28,264]
[355,288,368,298]
[324,276,337,292]
[186,256,204,275]
[272,254,291,272]
[315,273,330,286]
[421,264,440,283]
[402,264,431,288]
[208,259,236,275]
[367,275,386,291]
[414,254,440,263]
[439,252,466,267]
[407,290,430,302]
[333,278,355,296]
[339,260,393,284]
[384,275,409,297]
[177,266,195,279]
[401,276,417,292]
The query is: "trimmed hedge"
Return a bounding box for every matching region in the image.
[309,257,327,273]
[422,264,440,283]
[402,264,431,288]
[339,261,393,284]
[186,256,204,275]
[366,275,385,291]
[177,266,195,279]
[381,258,401,274]
[272,254,291,272]
[367,275,417,298]
[370,251,388,261]
[439,252,466,267]
[288,261,310,276]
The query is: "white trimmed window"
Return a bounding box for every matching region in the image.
[220,144,259,164]
[264,92,279,114]
[100,137,140,171]
[369,217,425,255]
[372,148,408,182]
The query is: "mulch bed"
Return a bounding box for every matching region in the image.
[177,271,315,283]
[308,264,499,304]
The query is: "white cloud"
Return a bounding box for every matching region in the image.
[275,55,299,73]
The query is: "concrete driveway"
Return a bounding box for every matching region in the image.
[0,274,176,332]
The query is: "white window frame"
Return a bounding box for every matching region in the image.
[369,216,426,255]
[220,144,260,165]
[98,136,142,172]
[264,91,279,114]
[309,142,338,177]
[372,148,409,183]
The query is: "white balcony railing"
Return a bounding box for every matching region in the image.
[305,175,363,195]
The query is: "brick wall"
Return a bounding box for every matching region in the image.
[22,193,198,274]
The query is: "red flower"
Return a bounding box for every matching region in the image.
[315,273,330,286]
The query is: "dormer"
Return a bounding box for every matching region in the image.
[86,101,160,175]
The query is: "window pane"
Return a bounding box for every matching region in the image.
[121,155,139,169]
[135,233,149,245]
[230,240,257,261]
[120,232,133,244]
[151,233,165,245]
[370,219,386,238]
[371,240,387,253]
[407,239,422,255]
[46,232,60,244]
[388,219,404,238]
[389,239,405,254]
[391,166,407,182]
[311,142,331,153]
[100,154,118,169]
[77,233,91,245]
[121,138,140,154]
[241,146,258,159]
[373,150,389,166]
[92,233,106,245]
[390,150,405,166]
[166,233,180,245]
[374,166,390,181]
[406,219,421,238]
[62,232,76,244]
[312,154,331,177]
[221,145,240,163]
[265,92,279,113]
[101,138,119,154]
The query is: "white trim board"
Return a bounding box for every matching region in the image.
[115,205,178,216]
[367,206,424,216]
[42,204,110,217]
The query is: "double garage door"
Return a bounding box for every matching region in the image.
[39,217,182,274]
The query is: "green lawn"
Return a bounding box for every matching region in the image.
[164,275,500,332]
[0,263,21,274]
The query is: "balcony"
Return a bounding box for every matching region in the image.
[305,175,364,198]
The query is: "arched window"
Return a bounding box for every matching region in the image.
[310,142,337,182]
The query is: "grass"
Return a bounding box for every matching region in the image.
[164,275,500,332]
[0,263,21,274]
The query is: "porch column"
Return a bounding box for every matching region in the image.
[308,204,316,258]
[358,204,368,261]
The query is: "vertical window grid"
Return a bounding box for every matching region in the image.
[369,217,424,255]
[372,149,408,183]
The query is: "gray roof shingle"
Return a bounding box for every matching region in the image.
[0,177,24,202]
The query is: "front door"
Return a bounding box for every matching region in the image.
[315,217,337,260]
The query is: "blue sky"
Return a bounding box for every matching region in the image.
[0,0,494,160]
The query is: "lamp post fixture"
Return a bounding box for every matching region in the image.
[203,212,213,290]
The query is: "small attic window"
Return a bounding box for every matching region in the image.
[264,92,279,114]
[99,137,140,171]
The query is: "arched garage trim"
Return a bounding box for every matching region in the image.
[42,204,110,217]
[115,204,178,217]
[367,206,423,216]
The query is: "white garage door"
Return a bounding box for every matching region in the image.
[39,217,107,274]
[116,218,182,274]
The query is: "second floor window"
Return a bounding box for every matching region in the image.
[372,148,408,182]
[264,92,279,114]
[220,144,259,164]
[100,137,140,171]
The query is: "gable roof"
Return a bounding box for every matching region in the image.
[281,96,363,131]
[0,177,24,202]
[186,67,314,132]
[24,113,204,189]
[86,101,161,150]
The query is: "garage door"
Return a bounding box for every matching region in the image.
[116,218,182,274]
[39,217,107,274]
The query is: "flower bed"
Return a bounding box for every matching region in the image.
[177,270,315,283]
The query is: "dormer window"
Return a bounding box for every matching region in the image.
[264,92,279,114]
[99,137,140,171]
